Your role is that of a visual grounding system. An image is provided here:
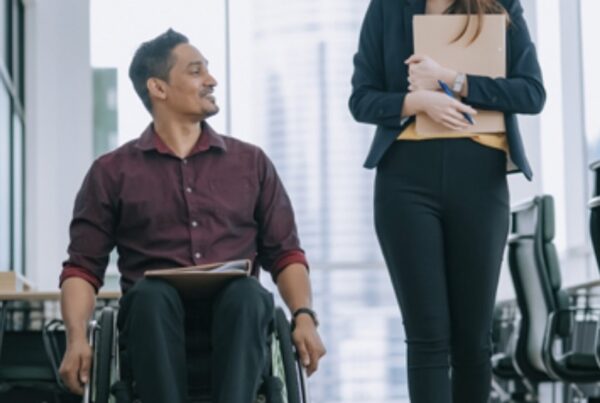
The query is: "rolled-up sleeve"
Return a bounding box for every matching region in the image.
[59,265,103,292]
[254,150,308,282]
[60,158,117,291]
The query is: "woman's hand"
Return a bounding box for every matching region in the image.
[410,90,477,131]
[406,55,456,92]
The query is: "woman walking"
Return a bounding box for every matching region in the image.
[349,0,545,401]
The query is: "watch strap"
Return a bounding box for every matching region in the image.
[292,307,319,327]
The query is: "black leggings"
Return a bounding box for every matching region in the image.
[374,139,509,403]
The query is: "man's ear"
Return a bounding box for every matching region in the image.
[147,78,168,101]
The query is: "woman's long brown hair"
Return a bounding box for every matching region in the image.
[444,0,510,43]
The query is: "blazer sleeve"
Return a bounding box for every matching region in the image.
[464,0,546,114]
[348,0,406,128]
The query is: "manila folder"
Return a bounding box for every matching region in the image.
[413,14,506,135]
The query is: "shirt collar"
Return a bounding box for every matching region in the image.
[135,121,227,156]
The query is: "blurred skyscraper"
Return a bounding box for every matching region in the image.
[252,0,379,263]
[251,2,408,402]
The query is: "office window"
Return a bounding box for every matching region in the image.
[231,0,379,264]
[581,0,600,163]
[229,1,401,401]
[12,113,24,275]
[536,0,567,253]
[0,0,7,66]
[93,68,118,157]
[5,0,23,84]
[0,86,9,271]
[13,0,24,102]
[0,0,25,275]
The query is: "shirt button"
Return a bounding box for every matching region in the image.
[186,187,192,193]
[194,252,202,259]
[191,220,198,227]
[182,159,188,165]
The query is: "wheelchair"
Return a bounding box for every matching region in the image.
[83,305,309,403]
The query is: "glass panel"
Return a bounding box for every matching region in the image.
[12,113,23,275]
[0,85,10,271]
[231,1,391,401]
[581,0,600,163]
[230,0,379,264]
[93,68,118,157]
[16,0,24,103]
[0,0,7,69]
[536,0,566,253]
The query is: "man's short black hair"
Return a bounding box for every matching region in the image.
[128,29,189,113]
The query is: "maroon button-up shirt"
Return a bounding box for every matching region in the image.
[60,122,307,293]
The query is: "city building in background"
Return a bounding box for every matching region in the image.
[252,0,379,263]
[249,2,405,400]
[93,68,118,158]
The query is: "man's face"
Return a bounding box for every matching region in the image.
[159,43,219,119]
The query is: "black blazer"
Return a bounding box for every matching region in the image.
[349,0,545,180]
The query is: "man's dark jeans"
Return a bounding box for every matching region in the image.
[117,276,274,403]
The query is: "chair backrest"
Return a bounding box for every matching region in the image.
[508,195,565,380]
[589,160,600,271]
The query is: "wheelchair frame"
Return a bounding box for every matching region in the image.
[84,306,309,403]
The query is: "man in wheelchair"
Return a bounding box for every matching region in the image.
[57,29,325,403]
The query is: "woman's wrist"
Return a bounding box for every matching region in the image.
[440,68,458,86]
[403,91,424,116]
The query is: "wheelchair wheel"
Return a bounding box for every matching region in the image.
[273,308,302,403]
[91,307,115,403]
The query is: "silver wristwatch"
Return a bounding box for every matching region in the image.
[452,72,466,94]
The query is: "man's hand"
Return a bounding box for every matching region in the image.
[59,277,96,394]
[59,337,93,395]
[292,315,326,377]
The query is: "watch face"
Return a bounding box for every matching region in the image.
[453,73,465,93]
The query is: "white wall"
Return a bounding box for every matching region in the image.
[25,0,93,290]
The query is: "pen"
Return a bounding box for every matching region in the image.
[437,80,474,125]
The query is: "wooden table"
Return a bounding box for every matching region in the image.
[0,290,121,301]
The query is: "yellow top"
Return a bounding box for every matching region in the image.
[397,122,508,153]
